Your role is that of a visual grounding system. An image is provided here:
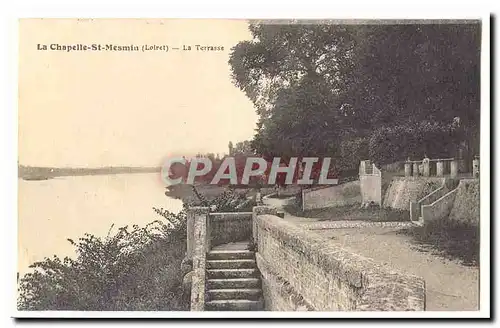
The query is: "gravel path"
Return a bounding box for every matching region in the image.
[321,226,479,311]
[264,197,479,311]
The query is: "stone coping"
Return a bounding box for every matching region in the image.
[263,192,298,200]
[188,206,210,214]
[209,212,253,221]
[392,176,446,182]
[300,220,415,230]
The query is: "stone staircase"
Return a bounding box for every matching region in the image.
[205,244,264,311]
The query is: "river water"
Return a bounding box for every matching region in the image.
[18,173,183,276]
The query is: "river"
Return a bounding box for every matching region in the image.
[18,173,183,276]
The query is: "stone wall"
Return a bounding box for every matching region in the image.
[409,186,448,222]
[421,189,458,223]
[208,212,253,247]
[254,212,426,311]
[383,177,445,210]
[302,181,361,210]
[449,179,480,225]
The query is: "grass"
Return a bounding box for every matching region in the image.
[283,202,410,222]
[397,219,479,266]
[165,184,230,203]
[165,184,276,204]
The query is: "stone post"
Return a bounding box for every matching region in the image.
[413,163,420,177]
[189,206,210,312]
[423,157,430,177]
[187,206,210,260]
[404,162,412,177]
[450,159,459,178]
[473,158,480,178]
[256,190,263,205]
[436,161,444,177]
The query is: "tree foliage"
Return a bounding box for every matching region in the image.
[229,22,481,169]
[368,120,459,165]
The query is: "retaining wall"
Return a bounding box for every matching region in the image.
[409,186,448,222]
[383,177,445,210]
[421,189,458,223]
[449,179,480,225]
[302,181,361,210]
[208,212,252,247]
[253,211,426,311]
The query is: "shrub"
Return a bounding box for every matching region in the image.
[17,206,189,311]
[189,185,256,212]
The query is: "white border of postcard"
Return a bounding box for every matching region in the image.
[2,1,492,321]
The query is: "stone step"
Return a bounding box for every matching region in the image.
[207,250,254,260]
[207,288,262,301]
[207,259,256,269]
[207,278,261,289]
[208,268,259,279]
[205,299,264,311]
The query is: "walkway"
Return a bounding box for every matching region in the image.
[262,197,479,311]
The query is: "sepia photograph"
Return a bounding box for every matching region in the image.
[14,16,489,318]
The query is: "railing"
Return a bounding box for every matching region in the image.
[404,155,480,179]
[404,157,457,177]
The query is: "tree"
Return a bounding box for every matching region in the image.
[230,23,359,161]
[233,140,254,155]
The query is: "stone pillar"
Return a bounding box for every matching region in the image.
[436,161,444,177]
[423,158,430,177]
[187,206,210,259]
[189,206,209,312]
[450,159,459,178]
[413,163,419,177]
[473,158,480,178]
[404,162,412,177]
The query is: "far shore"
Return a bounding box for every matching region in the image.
[19,165,161,181]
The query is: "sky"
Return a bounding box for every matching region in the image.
[18,19,258,168]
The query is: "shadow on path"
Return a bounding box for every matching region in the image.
[396,220,479,267]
